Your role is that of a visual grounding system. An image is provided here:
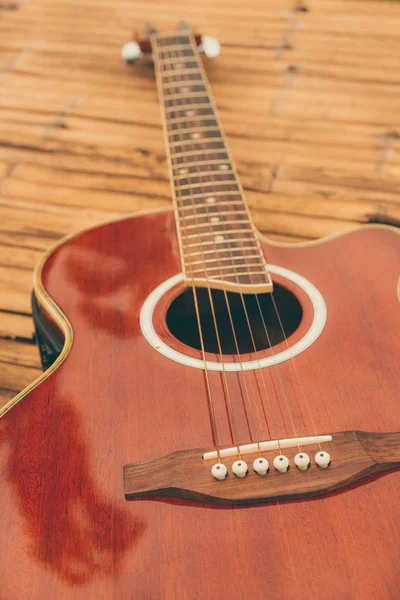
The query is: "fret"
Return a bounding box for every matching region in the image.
[157,42,193,50]
[164,96,210,107]
[190,261,265,274]
[175,179,236,193]
[172,145,225,159]
[163,82,204,91]
[162,78,203,90]
[183,236,256,249]
[182,228,253,241]
[163,89,206,101]
[169,135,223,148]
[208,270,268,279]
[177,190,240,202]
[185,246,264,260]
[179,188,239,202]
[160,67,198,77]
[174,169,234,181]
[178,200,244,212]
[166,110,214,122]
[182,219,251,231]
[169,126,220,137]
[168,120,218,131]
[184,245,262,258]
[188,254,261,266]
[175,178,236,190]
[174,156,230,168]
[165,103,213,114]
[177,190,242,202]
[180,210,247,221]
[161,68,200,78]
[157,52,197,65]
[173,158,231,170]
[173,155,228,167]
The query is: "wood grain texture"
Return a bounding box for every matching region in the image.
[1,0,400,399]
[0,211,399,598]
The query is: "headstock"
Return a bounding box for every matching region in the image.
[121,23,220,65]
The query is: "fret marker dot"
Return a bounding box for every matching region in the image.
[191,132,201,139]
[181,87,190,93]
[215,235,224,242]
[219,164,229,170]
[185,110,195,117]
[206,197,216,203]
[210,216,220,224]
[178,168,188,175]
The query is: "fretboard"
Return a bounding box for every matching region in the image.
[152,31,272,294]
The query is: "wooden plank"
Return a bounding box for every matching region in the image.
[0,338,40,369]
[0,311,35,340]
[0,360,41,393]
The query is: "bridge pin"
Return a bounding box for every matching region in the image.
[232,460,248,478]
[253,457,269,476]
[315,451,331,469]
[273,455,290,473]
[294,452,311,471]
[211,463,228,481]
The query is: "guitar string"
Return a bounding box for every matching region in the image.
[152,36,222,462]
[161,39,269,455]
[186,31,323,454]
[153,39,271,456]
[170,113,267,450]
[163,42,244,459]
[152,30,310,582]
[156,37,245,460]
[160,40,268,449]
[165,58,277,450]
[156,31,316,461]
[183,32,304,453]
[160,33,299,456]
[268,294,322,450]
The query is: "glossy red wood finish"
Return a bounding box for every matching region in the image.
[0,211,399,599]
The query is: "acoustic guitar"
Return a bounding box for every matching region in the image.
[1,23,399,599]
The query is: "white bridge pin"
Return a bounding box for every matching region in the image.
[253,457,269,476]
[211,463,228,481]
[315,451,331,469]
[294,452,310,471]
[273,455,290,473]
[232,460,248,478]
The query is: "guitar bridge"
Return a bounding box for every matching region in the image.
[123,430,400,505]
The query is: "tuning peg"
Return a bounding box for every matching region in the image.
[121,42,143,64]
[199,35,221,58]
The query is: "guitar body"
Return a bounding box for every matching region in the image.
[0,209,399,599]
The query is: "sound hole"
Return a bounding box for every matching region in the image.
[166,284,302,355]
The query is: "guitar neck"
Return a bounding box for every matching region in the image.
[151,31,272,294]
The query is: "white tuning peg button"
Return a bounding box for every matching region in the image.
[273,455,290,473]
[200,35,221,58]
[253,457,269,476]
[211,463,228,481]
[121,42,143,64]
[232,460,248,478]
[294,452,310,471]
[315,451,331,469]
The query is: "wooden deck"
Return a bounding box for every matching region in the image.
[1,0,399,409]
